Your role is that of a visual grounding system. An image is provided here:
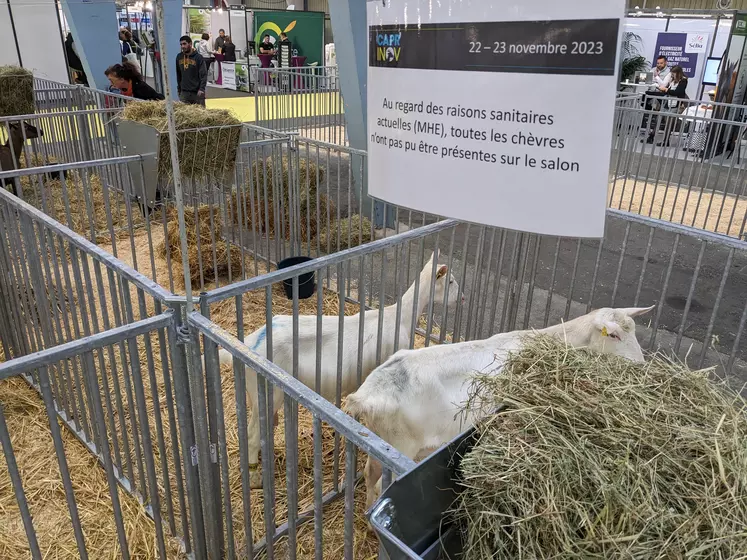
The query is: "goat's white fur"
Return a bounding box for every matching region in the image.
[345,305,655,508]
[217,252,463,487]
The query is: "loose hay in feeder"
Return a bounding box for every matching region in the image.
[120,101,242,182]
[0,66,34,117]
[247,156,325,203]
[455,336,747,560]
[318,215,373,251]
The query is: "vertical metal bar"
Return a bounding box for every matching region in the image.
[38,366,89,560]
[167,306,207,559]
[313,414,323,560]
[0,403,43,560]
[333,262,345,489]
[698,249,733,369]
[343,439,356,560]
[260,285,276,560]
[199,299,227,557]
[82,351,131,559]
[649,235,680,348]
[674,242,705,354]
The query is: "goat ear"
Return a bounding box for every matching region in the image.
[436,265,448,280]
[597,321,623,339]
[619,305,656,318]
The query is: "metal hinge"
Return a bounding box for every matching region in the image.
[177,325,190,345]
[190,443,219,465]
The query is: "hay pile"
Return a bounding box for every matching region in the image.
[230,156,336,242]
[318,215,373,251]
[120,101,242,182]
[455,336,747,559]
[0,66,34,117]
[159,204,246,287]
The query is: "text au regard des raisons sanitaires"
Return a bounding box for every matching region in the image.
[371,99,580,172]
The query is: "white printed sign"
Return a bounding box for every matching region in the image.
[367,0,624,237]
[221,62,236,89]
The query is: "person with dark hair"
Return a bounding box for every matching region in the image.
[222,35,236,62]
[105,62,164,100]
[119,29,133,58]
[259,34,275,55]
[652,55,672,91]
[214,29,226,53]
[197,32,215,82]
[176,35,207,105]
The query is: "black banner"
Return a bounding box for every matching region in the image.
[369,19,619,76]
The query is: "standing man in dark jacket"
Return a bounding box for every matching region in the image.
[176,35,207,106]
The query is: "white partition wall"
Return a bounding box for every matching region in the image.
[0,8,21,66]
[0,0,67,82]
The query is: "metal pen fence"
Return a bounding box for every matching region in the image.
[255,66,347,146]
[611,93,747,241]
[2,75,747,560]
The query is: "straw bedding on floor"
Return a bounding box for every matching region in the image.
[0,220,432,559]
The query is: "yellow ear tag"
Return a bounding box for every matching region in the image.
[601,326,608,337]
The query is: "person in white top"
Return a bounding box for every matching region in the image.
[196,33,215,83]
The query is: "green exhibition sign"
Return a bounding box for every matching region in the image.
[253,11,324,65]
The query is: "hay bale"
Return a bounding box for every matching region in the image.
[455,336,747,559]
[317,215,372,250]
[121,101,242,182]
[0,66,34,117]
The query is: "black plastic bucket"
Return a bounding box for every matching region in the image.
[278,256,316,300]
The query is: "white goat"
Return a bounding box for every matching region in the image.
[345,305,655,507]
[218,252,464,488]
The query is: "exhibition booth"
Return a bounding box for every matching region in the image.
[182,5,324,93]
[623,8,735,100]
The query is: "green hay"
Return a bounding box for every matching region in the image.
[0,66,34,117]
[455,335,747,559]
[120,101,242,182]
[317,215,373,250]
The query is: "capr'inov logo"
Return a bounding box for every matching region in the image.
[375,31,402,64]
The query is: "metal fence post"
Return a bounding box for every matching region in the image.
[198,296,226,557]
[167,301,209,560]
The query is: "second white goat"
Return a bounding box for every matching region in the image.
[217,251,464,487]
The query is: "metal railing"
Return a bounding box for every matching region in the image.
[611,93,747,241]
[1,76,746,560]
[255,66,347,146]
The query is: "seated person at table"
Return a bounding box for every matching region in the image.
[646,65,688,146]
[644,56,672,110]
[259,34,275,55]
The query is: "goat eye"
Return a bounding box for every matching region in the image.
[609,333,621,341]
